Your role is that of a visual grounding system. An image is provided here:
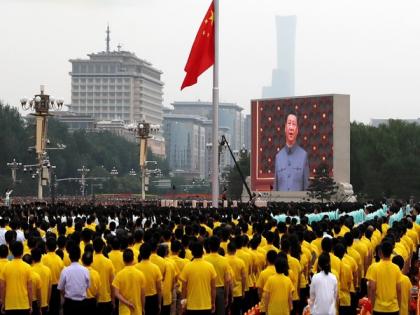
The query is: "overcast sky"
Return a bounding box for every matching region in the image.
[1,0,419,123]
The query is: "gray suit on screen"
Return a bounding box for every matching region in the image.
[274,144,309,191]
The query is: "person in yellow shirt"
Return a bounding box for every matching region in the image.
[289,233,309,314]
[366,241,402,315]
[169,240,189,315]
[31,248,52,315]
[392,255,411,315]
[0,241,33,314]
[0,245,9,273]
[344,232,363,292]
[42,237,64,315]
[234,236,252,310]
[256,250,277,315]
[57,235,71,266]
[22,253,42,315]
[113,249,146,315]
[262,232,279,253]
[179,241,217,315]
[82,251,101,314]
[263,255,294,315]
[333,243,353,315]
[108,237,124,274]
[135,243,162,315]
[92,237,115,315]
[226,242,246,315]
[204,236,231,315]
[280,236,301,313]
[157,244,178,315]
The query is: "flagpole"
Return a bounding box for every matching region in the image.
[212,0,219,208]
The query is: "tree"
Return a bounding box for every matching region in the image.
[307,163,338,202]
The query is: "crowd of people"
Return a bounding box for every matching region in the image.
[0,200,418,315]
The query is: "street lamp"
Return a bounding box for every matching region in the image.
[129,169,137,176]
[129,120,160,200]
[110,166,119,176]
[20,85,63,200]
[77,165,90,197]
[7,158,22,184]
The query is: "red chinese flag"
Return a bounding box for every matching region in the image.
[181,1,214,90]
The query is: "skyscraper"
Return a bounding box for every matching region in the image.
[68,26,164,125]
[262,15,296,98]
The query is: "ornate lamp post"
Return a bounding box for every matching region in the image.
[129,121,159,200]
[7,158,22,184]
[77,165,90,197]
[20,85,63,200]
[110,166,119,176]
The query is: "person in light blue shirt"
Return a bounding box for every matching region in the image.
[274,113,309,191]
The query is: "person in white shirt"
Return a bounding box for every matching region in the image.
[309,252,338,315]
[0,218,7,245]
[4,189,12,208]
[58,245,90,315]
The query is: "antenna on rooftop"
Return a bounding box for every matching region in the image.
[106,24,111,53]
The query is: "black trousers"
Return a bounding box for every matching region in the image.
[84,298,97,315]
[339,306,353,315]
[243,291,251,313]
[299,287,309,313]
[5,310,30,315]
[230,297,242,315]
[145,295,159,315]
[350,292,358,315]
[32,301,40,315]
[248,288,259,309]
[292,300,300,315]
[186,311,211,315]
[97,301,113,315]
[161,304,171,315]
[63,298,84,315]
[40,307,48,315]
[372,312,399,315]
[48,285,60,315]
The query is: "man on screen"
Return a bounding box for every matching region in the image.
[274,113,309,191]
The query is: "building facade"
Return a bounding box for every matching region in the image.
[170,101,244,151]
[68,34,164,125]
[163,112,206,179]
[163,101,244,179]
[262,15,296,98]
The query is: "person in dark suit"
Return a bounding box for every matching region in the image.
[274,113,309,191]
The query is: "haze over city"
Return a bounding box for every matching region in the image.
[1,0,419,123]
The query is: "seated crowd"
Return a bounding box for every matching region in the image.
[0,200,418,315]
